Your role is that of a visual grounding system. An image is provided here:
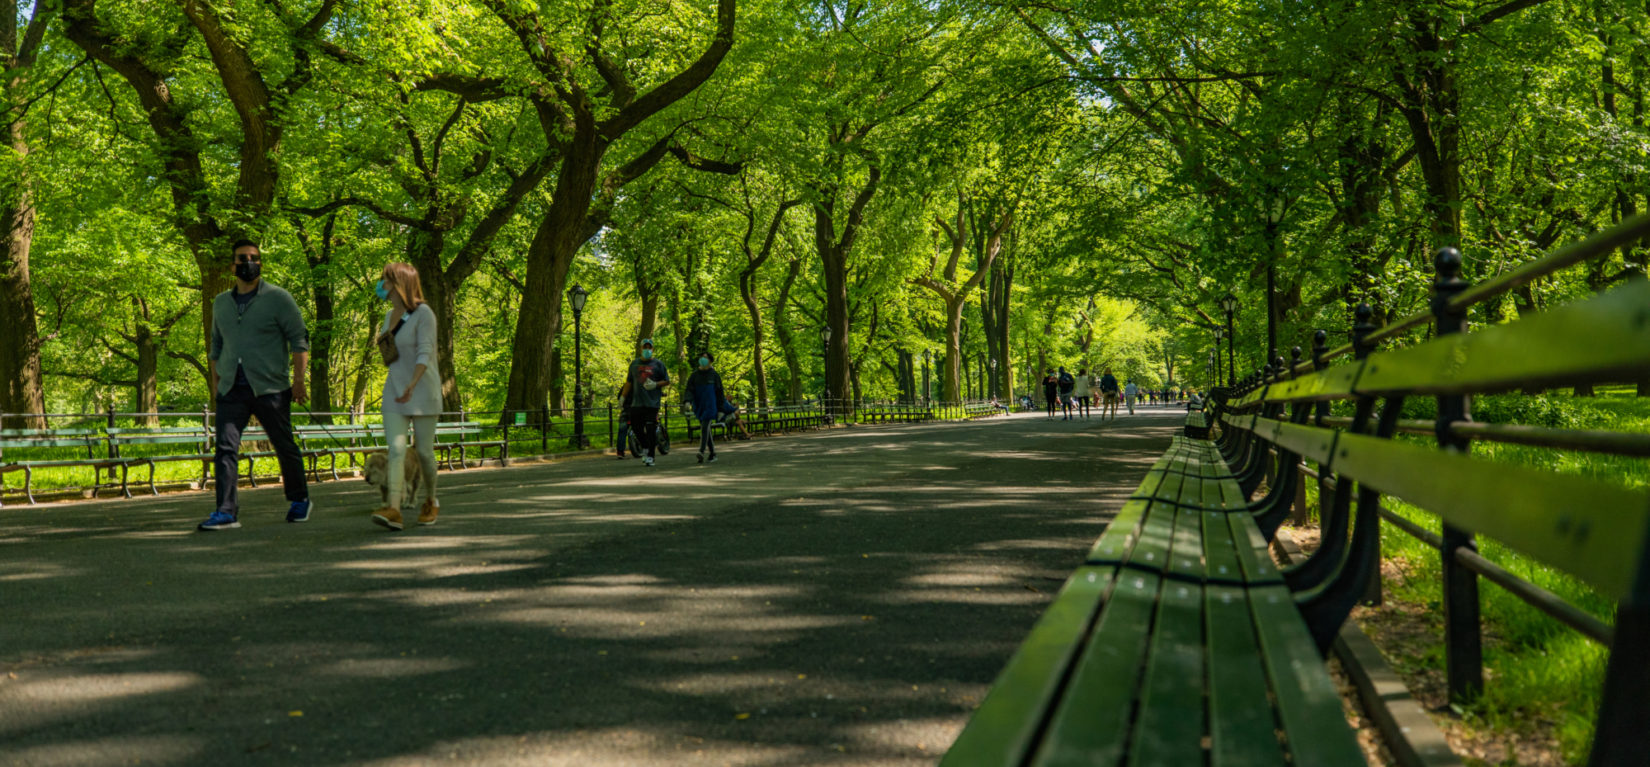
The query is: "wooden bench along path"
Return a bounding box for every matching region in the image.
[1,414,508,504]
[942,434,1364,766]
[946,214,1650,766]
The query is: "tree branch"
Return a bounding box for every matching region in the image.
[600,0,736,139]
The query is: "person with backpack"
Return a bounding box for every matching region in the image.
[1041,369,1059,419]
[1124,379,1140,415]
[1098,368,1121,420]
[685,352,732,464]
[1057,366,1076,420]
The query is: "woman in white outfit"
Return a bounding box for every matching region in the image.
[372,262,443,531]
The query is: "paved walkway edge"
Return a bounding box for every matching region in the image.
[1272,529,1464,767]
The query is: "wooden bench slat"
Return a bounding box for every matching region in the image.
[938,566,1116,767]
[1030,569,1160,767]
[1205,582,1290,764]
[1201,510,1249,586]
[1354,280,1650,395]
[1127,573,1207,765]
[1244,583,1367,765]
[1257,363,1365,403]
[1334,431,1649,599]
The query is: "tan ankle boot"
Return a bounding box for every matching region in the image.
[417,500,439,526]
[372,507,404,531]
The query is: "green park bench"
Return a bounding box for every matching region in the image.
[756,404,828,434]
[106,424,215,497]
[962,401,1007,418]
[1204,245,1650,765]
[859,402,932,424]
[1183,410,1209,438]
[0,426,125,505]
[946,225,1650,765]
[237,420,504,488]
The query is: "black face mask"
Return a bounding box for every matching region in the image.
[235,259,262,283]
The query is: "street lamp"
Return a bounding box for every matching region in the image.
[1264,196,1283,366]
[1213,328,1225,388]
[568,283,589,448]
[819,325,831,401]
[1220,292,1238,387]
[989,358,997,399]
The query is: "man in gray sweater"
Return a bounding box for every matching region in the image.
[198,240,313,531]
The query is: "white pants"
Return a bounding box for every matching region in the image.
[384,412,438,509]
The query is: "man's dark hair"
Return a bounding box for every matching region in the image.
[231,238,259,255]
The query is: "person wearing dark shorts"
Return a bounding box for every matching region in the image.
[198,239,313,531]
[627,338,671,467]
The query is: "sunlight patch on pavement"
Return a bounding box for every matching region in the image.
[0,671,204,735]
[310,656,471,679]
[352,727,816,767]
[1,735,206,766]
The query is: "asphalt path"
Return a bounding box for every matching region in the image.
[1,407,1181,766]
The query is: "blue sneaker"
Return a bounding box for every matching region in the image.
[198,510,240,531]
[286,499,314,523]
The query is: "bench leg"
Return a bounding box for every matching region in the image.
[245,456,258,488]
[329,453,340,482]
[120,463,132,499]
[24,466,36,505]
[147,462,160,496]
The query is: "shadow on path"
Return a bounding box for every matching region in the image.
[1,411,1180,766]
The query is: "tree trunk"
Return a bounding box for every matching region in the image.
[0,141,44,427]
[739,269,769,408]
[0,3,46,428]
[303,216,339,424]
[941,294,964,403]
[636,284,659,353]
[992,259,1014,402]
[822,239,851,403]
[500,134,601,426]
[775,258,803,403]
[134,324,159,426]
[410,235,468,414]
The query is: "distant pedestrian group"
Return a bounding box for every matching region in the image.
[1032,364,1146,423]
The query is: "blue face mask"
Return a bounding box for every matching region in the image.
[698,357,710,368]
[642,349,653,360]
[375,279,389,301]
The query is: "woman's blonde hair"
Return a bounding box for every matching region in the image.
[381,262,425,309]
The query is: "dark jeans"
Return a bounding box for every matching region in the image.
[629,406,660,456]
[215,384,307,514]
[1060,392,1073,417]
[698,418,715,455]
[1044,393,1057,416]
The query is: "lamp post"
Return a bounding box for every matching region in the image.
[568,283,589,448]
[1213,328,1225,388]
[1264,197,1283,367]
[989,358,997,399]
[819,325,831,402]
[1220,292,1238,387]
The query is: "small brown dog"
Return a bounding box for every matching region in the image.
[363,451,424,515]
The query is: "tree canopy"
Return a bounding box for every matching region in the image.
[2,0,1644,421]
